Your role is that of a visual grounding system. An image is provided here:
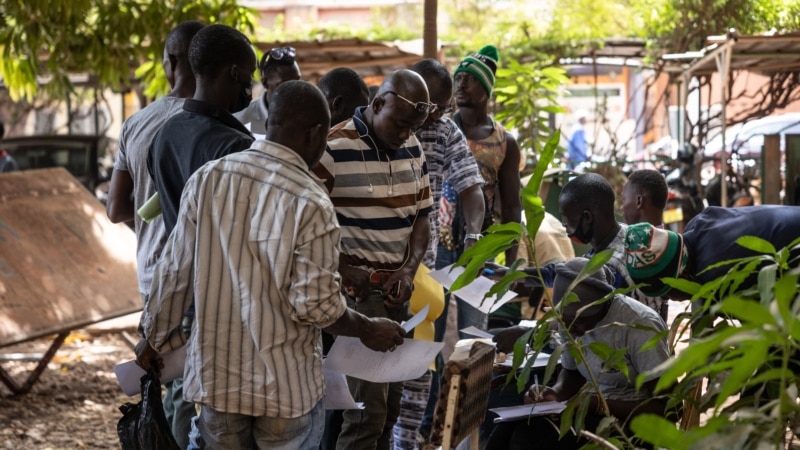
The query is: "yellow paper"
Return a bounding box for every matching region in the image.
[409,264,445,343]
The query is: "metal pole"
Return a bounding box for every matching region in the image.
[94,86,100,136]
[715,45,732,207]
[677,76,686,149]
[66,93,72,134]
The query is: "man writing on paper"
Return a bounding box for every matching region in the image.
[485,257,674,450]
[136,81,405,449]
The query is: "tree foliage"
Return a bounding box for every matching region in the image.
[494,61,568,160]
[445,0,800,177]
[255,5,422,43]
[631,0,800,58]
[0,0,257,102]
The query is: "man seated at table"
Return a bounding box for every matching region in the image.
[485,257,675,450]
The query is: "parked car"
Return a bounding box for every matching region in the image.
[1,135,111,193]
[703,113,800,159]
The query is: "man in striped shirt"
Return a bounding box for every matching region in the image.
[137,81,406,449]
[313,69,434,450]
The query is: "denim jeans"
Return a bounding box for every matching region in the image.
[194,400,325,449]
[163,378,196,449]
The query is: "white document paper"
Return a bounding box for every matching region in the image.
[428,265,518,314]
[497,352,558,369]
[490,401,567,423]
[401,304,429,333]
[325,336,443,383]
[323,360,364,410]
[459,326,494,339]
[114,346,187,396]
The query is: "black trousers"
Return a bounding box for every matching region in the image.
[485,413,653,450]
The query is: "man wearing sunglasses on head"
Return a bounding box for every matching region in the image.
[313,69,434,450]
[234,46,301,138]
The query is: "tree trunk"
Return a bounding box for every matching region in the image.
[423,0,438,60]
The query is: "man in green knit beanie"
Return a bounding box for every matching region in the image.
[453,44,500,97]
[452,44,521,265]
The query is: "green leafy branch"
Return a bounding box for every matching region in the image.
[0,0,258,102]
[630,237,800,450]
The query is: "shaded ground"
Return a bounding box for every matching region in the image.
[0,329,138,449]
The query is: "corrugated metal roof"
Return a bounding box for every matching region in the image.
[664,32,800,76]
[254,38,421,82]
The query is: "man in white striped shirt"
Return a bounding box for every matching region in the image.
[136,81,405,449]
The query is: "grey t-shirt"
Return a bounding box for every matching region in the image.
[114,96,185,294]
[560,294,669,401]
[233,92,268,139]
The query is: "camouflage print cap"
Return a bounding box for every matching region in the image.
[624,223,688,297]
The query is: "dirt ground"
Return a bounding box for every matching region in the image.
[0,328,138,449]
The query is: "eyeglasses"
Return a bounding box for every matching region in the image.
[434,103,454,115]
[383,91,437,115]
[263,46,296,66]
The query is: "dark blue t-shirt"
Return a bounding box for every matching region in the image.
[148,99,254,235]
[683,205,800,286]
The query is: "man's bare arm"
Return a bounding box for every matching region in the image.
[499,132,522,263]
[459,184,485,249]
[324,308,406,352]
[107,169,135,223]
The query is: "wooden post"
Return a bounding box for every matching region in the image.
[785,134,800,205]
[442,373,461,449]
[423,0,438,59]
[761,134,781,204]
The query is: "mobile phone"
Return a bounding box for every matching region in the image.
[390,280,403,297]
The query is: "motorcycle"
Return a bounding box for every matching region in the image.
[663,143,705,233]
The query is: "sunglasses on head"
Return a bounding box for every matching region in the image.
[263,46,296,65]
[383,91,437,115]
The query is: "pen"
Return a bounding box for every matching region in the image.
[483,268,495,276]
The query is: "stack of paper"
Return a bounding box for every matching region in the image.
[496,351,556,369]
[428,265,518,314]
[489,401,567,423]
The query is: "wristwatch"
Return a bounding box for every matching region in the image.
[464,233,483,243]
